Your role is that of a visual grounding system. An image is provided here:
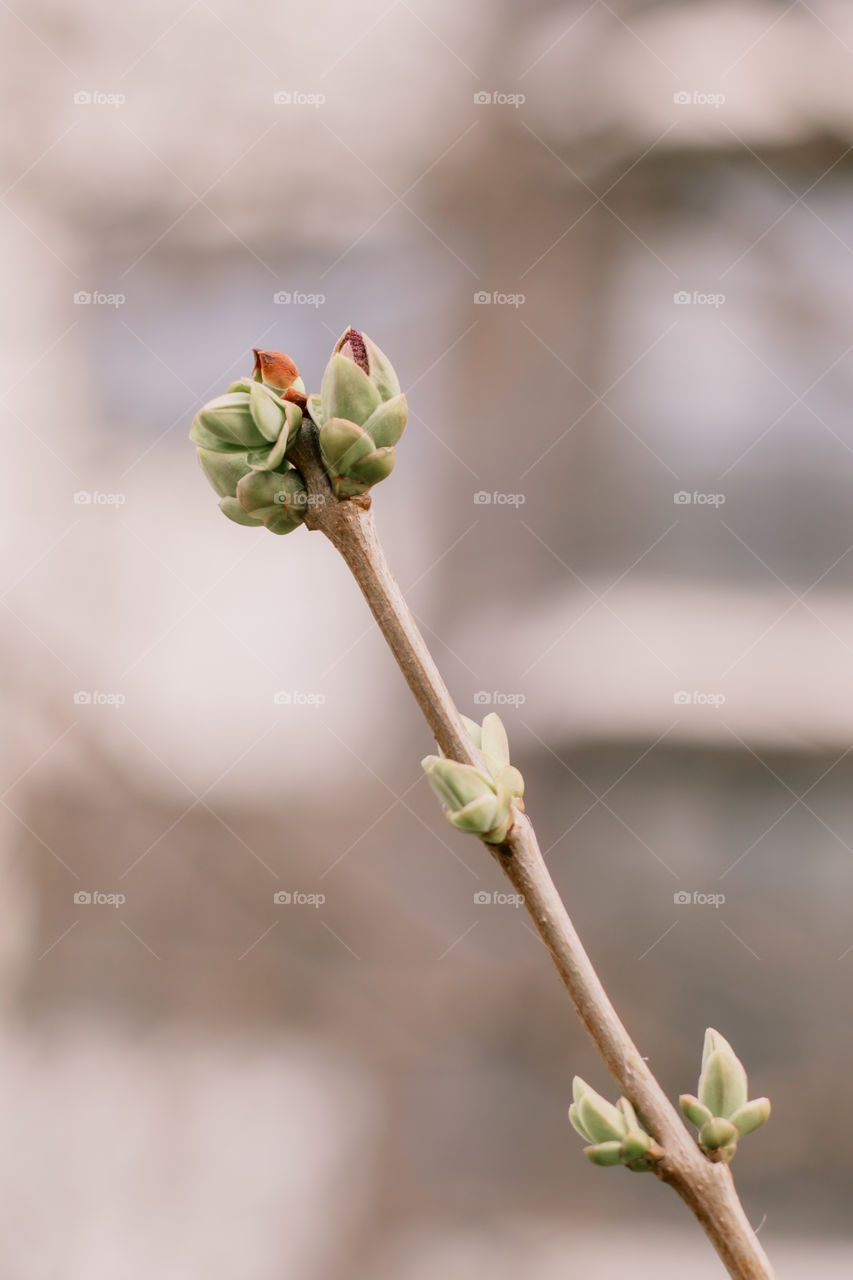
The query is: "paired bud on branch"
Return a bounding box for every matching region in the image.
[570,1027,770,1174]
[421,712,525,844]
[189,328,407,529]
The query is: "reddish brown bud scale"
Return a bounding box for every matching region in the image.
[253,348,300,392]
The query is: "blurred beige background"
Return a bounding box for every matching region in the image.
[2,0,853,1275]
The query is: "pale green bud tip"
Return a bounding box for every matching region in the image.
[584,1141,623,1167]
[698,1045,748,1120]
[680,1093,713,1129]
[730,1097,771,1136]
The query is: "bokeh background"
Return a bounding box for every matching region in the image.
[2,1,853,1275]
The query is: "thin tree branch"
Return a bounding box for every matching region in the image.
[289,419,776,1280]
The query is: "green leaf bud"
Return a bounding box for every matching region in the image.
[321,354,381,427]
[361,393,408,448]
[196,447,252,499]
[730,1097,771,1136]
[577,1090,629,1144]
[198,393,268,448]
[584,1141,623,1167]
[421,756,495,812]
[699,1046,748,1121]
[679,1093,714,1129]
[481,712,511,775]
[218,496,264,527]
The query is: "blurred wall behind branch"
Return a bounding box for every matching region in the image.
[2,1,853,1276]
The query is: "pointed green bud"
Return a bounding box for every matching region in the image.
[196,447,252,499]
[249,380,286,442]
[702,1027,735,1069]
[218,496,263,527]
[345,447,396,486]
[584,1141,623,1167]
[572,1077,592,1107]
[699,1117,739,1151]
[699,1046,748,1121]
[319,418,375,471]
[617,1097,640,1130]
[321,354,381,427]
[679,1094,713,1129]
[361,393,408,448]
[577,1090,628,1144]
[333,327,401,401]
[227,378,254,394]
[461,715,483,750]
[308,393,325,427]
[421,756,495,812]
[448,791,501,836]
[198,393,268,448]
[481,712,511,775]
[730,1097,771,1136]
[494,765,524,802]
[568,1101,591,1143]
[620,1129,652,1163]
